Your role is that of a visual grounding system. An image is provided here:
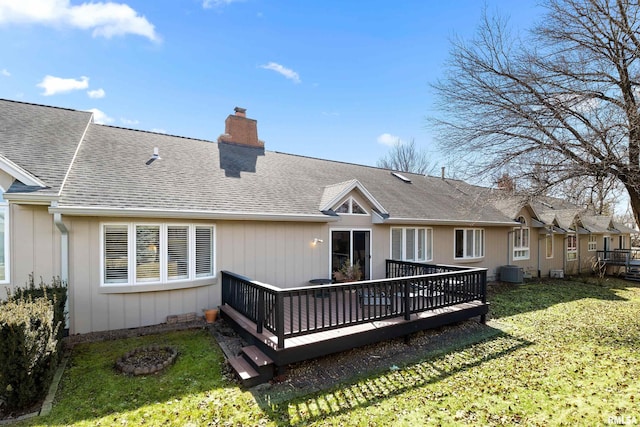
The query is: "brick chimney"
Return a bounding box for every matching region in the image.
[217,107,264,148]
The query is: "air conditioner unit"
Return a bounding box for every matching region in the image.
[501,265,523,283]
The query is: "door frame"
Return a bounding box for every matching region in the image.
[329,227,372,280]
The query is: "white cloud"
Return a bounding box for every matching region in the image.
[260,62,301,84]
[202,0,243,9]
[87,88,105,99]
[120,117,139,125]
[0,0,159,42]
[377,133,402,147]
[1,69,10,77]
[37,75,89,96]
[87,108,113,124]
[151,128,166,134]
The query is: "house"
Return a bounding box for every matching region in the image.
[0,99,634,340]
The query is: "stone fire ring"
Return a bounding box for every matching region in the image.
[116,345,178,376]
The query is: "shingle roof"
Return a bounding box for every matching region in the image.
[0,99,91,194]
[54,119,515,224]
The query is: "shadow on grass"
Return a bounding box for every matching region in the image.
[252,325,531,426]
[487,277,634,320]
[40,328,234,426]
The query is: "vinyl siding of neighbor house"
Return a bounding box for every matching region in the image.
[8,204,61,293]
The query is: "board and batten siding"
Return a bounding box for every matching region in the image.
[66,216,218,334]
[8,204,61,295]
[65,216,331,334]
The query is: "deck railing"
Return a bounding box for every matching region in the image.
[221,260,487,349]
[596,249,640,266]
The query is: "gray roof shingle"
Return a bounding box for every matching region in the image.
[0,99,515,224]
[57,121,514,224]
[0,99,91,194]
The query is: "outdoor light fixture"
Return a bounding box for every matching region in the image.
[312,238,324,246]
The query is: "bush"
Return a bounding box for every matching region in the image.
[0,275,67,411]
[0,297,59,411]
[9,274,67,352]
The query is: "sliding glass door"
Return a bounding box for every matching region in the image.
[331,229,371,280]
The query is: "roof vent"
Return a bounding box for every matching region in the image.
[391,171,411,183]
[145,147,161,165]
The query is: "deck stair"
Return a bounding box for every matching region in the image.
[625,260,640,282]
[228,345,275,387]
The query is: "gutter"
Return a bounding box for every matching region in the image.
[53,211,69,330]
[48,205,342,222]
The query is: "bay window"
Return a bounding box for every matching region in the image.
[102,223,215,286]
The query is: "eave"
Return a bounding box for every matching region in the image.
[376,217,520,227]
[48,205,341,222]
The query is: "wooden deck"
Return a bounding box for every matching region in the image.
[221,271,489,367]
[220,262,489,368]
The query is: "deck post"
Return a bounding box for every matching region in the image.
[276,291,285,349]
[221,272,229,305]
[256,287,264,334]
[403,279,411,321]
[480,270,487,324]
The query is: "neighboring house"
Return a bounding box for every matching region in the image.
[0,99,633,335]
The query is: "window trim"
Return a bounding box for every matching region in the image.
[512,218,530,261]
[100,222,216,291]
[545,234,554,259]
[566,234,577,261]
[390,227,433,262]
[454,228,485,260]
[587,234,597,252]
[335,196,369,215]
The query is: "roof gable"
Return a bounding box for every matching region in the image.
[319,179,387,216]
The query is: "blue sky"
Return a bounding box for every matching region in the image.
[0,0,543,170]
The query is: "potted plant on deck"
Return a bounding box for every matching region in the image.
[333,259,363,283]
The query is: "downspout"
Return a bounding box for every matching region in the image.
[53,212,69,332]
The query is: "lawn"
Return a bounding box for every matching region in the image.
[15,277,640,426]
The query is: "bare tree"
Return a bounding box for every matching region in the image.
[431,0,640,226]
[377,138,434,174]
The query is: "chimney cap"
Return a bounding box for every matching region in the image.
[234,107,247,114]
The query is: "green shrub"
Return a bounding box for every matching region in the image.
[0,297,59,411]
[9,274,67,352]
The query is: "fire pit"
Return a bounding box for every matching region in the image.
[115,345,178,376]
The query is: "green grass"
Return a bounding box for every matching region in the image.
[17,277,640,426]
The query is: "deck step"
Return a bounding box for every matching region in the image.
[242,345,273,367]
[228,346,275,387]
[228,355,263,387]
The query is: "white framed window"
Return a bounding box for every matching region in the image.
[454,228,484,259]
[102,223,215,286]
[545,234,554,259]
[588,234,597,252]
[0,189,8,284]
[567,234,577,261]
[335,197,367,215]
[619,235,626,249]
[391,227,432,262]
[513,218,530,260]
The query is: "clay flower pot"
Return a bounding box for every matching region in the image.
[204,308,218,323]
